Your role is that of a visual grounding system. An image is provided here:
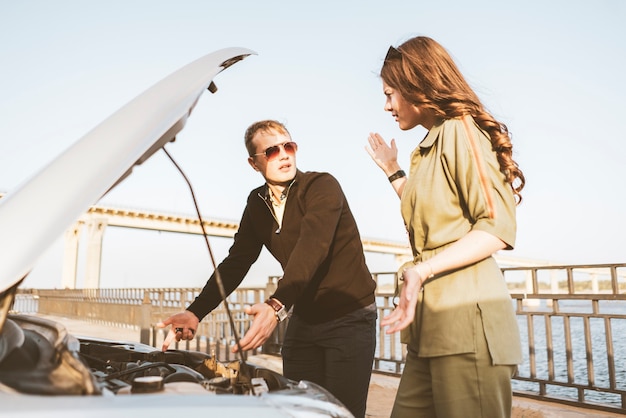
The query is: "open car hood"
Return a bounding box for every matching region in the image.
[0,47,255,295]
[0,47,355,418]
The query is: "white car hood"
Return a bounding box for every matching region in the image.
[0,47,255,293]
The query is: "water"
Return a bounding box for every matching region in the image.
[513,300,626,407]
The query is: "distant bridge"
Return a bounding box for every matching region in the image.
[65,204,417,288]
[67,203,554,289]
[0,193,552,289]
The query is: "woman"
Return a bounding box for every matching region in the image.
[366,36,525,418]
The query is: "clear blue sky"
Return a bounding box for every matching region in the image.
[1,1,625,289]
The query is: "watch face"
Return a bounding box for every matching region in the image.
[276,307,288,322]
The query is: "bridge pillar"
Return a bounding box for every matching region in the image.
[61,222,82,289]
[591,273,599,293]
[547,270,559,307]
[524,270,540,307]
[550,271,559,293]
[84,218,107,288]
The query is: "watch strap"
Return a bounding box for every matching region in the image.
[265,298,287,322]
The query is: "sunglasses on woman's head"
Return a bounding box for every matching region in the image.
[385,45,402,62]
[253,141,298,160]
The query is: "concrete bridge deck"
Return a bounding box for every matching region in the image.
[39,314,624,418]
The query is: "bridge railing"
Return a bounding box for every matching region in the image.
[503,263,626,413]
[12,263,626,414]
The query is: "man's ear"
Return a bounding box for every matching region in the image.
[248,157,260,171]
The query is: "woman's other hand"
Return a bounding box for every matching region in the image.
[380,266,423,333]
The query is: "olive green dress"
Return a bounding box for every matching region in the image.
[393,116,522,417]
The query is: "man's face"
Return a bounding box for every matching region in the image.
[247,129,297,185]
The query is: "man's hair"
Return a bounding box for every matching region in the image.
[244,120,291,156]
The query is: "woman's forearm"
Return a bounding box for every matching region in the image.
[417,230,507,279]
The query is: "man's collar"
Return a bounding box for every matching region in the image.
[264,174,298,201]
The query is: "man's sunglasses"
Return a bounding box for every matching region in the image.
[253,141,298,160]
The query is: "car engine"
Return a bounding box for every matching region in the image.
[0,314,295,397]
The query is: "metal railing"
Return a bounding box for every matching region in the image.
[12,263,626,414]
[504,263,626,414]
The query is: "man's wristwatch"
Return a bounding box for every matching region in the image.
[265,298,288,322]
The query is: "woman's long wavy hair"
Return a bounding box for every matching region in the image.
[382,36,525,203]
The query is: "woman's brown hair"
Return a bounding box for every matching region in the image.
[382,36,525,203]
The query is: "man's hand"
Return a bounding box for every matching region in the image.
[232,302,279,353]
[157,310,200,351]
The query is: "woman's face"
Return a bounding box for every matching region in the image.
[383,80,434,130]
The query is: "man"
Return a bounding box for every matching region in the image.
[158,120,377,418]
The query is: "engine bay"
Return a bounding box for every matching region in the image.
[80,336,293,396]
[0,314,293,397]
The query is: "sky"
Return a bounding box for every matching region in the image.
[1,0,625,289]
